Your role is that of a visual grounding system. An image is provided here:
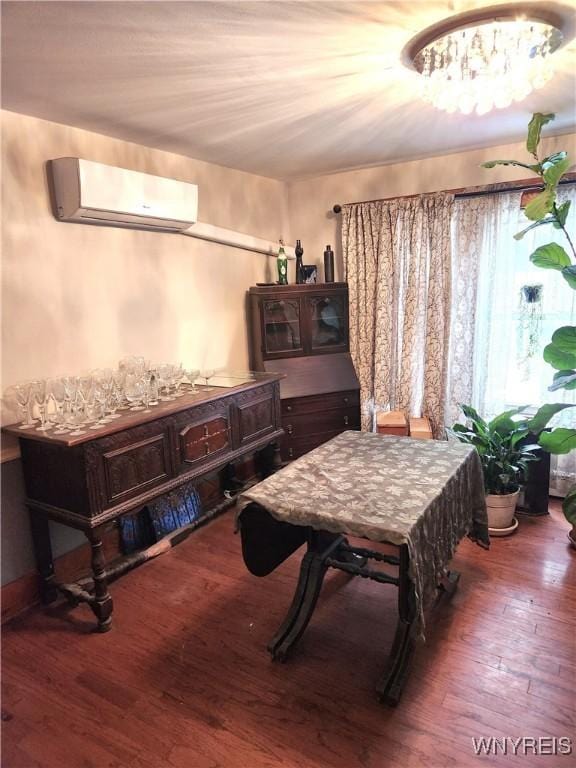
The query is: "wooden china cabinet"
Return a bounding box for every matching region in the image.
[248,283,360,461]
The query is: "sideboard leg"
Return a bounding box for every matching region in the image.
[86,529,113,633]
[271,440,283,472]
[256,440,282,479]
[28,509,58,604]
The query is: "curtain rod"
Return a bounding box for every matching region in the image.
[332,174,576,213]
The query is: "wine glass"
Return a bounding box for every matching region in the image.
[125,372,146,411]
[68,390,87,436]
[49,378,70,434]
[157,364,175,401]
[171,364,185,397]
[34,380,51,432]
[105,380,123,419]
[148,370,159,406]
[199,368,216,389]
[14,382,36,429]
[88,379,110,429]
[185,369,200,393]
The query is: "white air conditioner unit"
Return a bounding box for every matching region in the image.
[50,158,198,232]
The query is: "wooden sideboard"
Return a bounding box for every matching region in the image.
[3,373,284,631]
[248,284,360,461]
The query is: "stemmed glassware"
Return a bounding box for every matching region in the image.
[49,378,70,434]
[157,364,175,401]
[4,357,229,436]
[125,372,146,411]
[34,379,51,432]
[14,382,36,429]
[185,369,200,393]
[199,368,216,390]
[171,364,185,397]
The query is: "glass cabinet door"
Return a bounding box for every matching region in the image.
[263,299,302,354]
[309,295,347,350]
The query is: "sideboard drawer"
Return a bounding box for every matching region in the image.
[180,428,230,465]
[281,430,342,461]
[283,408,359,438]
[179,415,231,467]
[282,390,359,416]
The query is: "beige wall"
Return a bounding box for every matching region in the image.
[288,133,576,279]
[1,109,288,397]
[0,110,289,585]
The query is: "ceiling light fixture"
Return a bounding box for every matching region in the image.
[404,4,565,116]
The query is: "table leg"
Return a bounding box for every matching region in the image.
[269,531,343,662]
[28,509,58,604]
[85,528,113,633]
[376,545,416,706]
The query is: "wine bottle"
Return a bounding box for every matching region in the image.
[295,239,304,284]
[324,245,335,283]
[277,239,288,284]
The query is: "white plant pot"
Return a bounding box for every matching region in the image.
[486,491,520,530]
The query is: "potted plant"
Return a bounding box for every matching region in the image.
[482,113,575,546]
[449,404,568,533]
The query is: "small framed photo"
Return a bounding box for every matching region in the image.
[302,265,317,284]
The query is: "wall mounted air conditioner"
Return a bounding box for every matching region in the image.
[50,158,198,232]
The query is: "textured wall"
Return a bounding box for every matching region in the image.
[1,109,289,585]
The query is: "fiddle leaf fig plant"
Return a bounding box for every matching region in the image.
[482,112,576,528]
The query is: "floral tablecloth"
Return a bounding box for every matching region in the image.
[238,430,489,639]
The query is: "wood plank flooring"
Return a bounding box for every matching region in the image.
[2,502,575,768]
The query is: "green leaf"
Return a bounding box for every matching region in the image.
[481,160,542,174]
[562,266,576,290]
[524,188,556,221]
[548,370,576,391]
[542,155,571,188]
[488,406,528,434]
[460,404,487,431]
[526,113,555,157]
[510,428,529,448]
[527,403,575,432]
[541,151,567,171]
[514,218,556,240]
[538,427,576,455]
[562,486,576,526]
[551,326,576,353]
[530,243,571,270]
[555,200,571,227]
[543,342,576,370]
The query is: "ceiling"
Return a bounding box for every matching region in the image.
[2,0,576,180]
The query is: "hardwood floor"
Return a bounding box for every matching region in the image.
[2,502,575,768]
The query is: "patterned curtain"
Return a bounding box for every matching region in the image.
[342,194,454,436]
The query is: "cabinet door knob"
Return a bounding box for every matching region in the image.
[203,425,209,437]
[286,405,293,412]
[343,415,349,426]
[343,397,349,404]
[204,442,210,455]
[288,448,294,458]
[286,424,293,435]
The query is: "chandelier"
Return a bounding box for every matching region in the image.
[406,5,564,115]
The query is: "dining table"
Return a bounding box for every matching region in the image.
[236,430,489,705]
